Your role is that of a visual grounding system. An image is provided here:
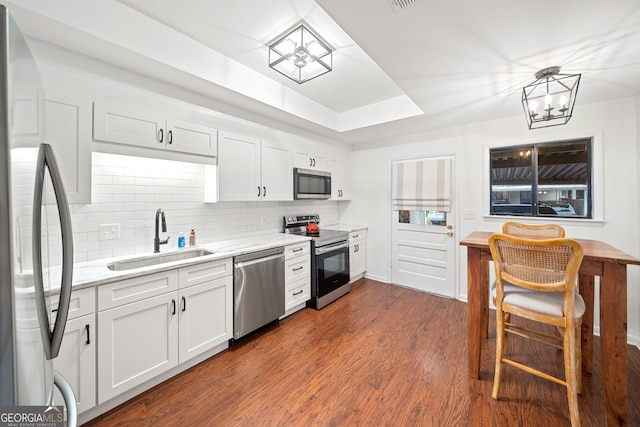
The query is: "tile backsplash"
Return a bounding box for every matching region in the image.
[72,152,340,262]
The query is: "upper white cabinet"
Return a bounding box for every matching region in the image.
[329,157,351,200]
[217,131,292,201]
[93,101,217,157]
[294,149,327,171]
[40,89,92,204]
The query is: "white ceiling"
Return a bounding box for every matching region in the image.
[7,0,640,145]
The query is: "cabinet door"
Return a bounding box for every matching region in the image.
[261,140,293,201]
[166,118,217,157]
[217,131,261,201]
[350,236,367,280]
[40,90,92,204]
[294,150,327,171]
[93,101,165,149]
[97,292,178,403]
[178,275,232,363]
[54,314,96,414]
[329,157,351,200]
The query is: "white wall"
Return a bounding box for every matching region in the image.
[341,97,640,345]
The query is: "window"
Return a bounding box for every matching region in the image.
[398,210,448,226]
[490,138,592,218]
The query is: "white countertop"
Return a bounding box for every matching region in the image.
[323,223,368,233]
[71,233,310,289]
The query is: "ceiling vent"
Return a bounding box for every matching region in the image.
[386,0,419,13]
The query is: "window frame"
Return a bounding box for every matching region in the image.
[488,137,593,220]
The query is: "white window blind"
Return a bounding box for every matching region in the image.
[392,158,451,211]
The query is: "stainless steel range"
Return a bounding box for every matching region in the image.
[283,214,350,309]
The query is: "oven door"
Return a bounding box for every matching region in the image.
[315,241,350,297]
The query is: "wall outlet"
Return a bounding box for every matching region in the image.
[463,210,475,220]
[99,223,121,240]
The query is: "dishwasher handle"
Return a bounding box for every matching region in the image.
[234,253,283,269]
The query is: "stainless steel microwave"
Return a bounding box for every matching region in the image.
[293,168,331,199]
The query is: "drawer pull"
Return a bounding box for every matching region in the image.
[293,266,304,271]
[293,290,303,296]
[293,248,304,253]
[352,234,359,238]
[85,324,90,345]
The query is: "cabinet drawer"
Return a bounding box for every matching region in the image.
[284,242,310,260]
[285,277,310,310]
[51,287,95,320]
[350,230,366,241]
[178,258,232,288]
[98,270,179,311]
[285,257,310,283]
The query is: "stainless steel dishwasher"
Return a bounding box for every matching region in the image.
[232,246,285,342]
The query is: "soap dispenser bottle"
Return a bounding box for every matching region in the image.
[177,231,186,248]
[189,229,196,246]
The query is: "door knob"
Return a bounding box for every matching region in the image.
[447,225,453,230]
[447,231,454,237]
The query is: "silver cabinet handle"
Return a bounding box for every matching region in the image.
[33,144,73,360]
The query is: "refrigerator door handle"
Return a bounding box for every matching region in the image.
[32,143,74,360]
[54,370,77,427]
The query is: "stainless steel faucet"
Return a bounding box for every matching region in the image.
[154,208,170,253]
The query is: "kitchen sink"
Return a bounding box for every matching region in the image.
[107,249,215,271]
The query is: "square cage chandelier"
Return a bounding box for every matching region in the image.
[268,22,334,84]
[521,66,581,130]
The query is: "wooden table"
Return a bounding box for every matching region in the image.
[460,231,640,427]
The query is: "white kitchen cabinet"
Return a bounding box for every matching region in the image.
[217,131,292,201]
[282,241,310,317]
[349,230,367,282]
[295,149,327,171]
[97,270,180,403]
[53,287,96,414]
[97,259,232,404]
[93,101,217,157]
[177,260,233,362]
[40,89,92,204]
[97,290,179,404]
[329,157,351,200]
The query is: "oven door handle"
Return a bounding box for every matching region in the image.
[315,241,349,255]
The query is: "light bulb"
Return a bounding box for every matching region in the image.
[559,95,568,108]
[529,101,538,113]
[544,93,552,108]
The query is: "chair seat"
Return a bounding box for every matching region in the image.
[492,284,585,318]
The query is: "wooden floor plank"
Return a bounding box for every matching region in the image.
[84,278,640,427]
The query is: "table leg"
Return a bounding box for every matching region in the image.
[467,247,485,379]
[600,263,627,427]
[579,274,594,373]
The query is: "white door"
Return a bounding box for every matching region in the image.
[166,118,217,157]
[391,156,456,297]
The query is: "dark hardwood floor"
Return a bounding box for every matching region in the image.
[84,278,640,426]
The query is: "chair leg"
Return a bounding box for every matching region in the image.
[564,324,581,427]
[492,308,506,400]
[575,323,582,394]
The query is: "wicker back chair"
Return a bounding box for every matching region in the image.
[488,233,584,427]
[502,221,565,238]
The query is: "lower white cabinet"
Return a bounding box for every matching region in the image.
[350,230,367,282]
[282,241,310,317]
[178,275,232,362]
[97,290,179,403]
[53,287,96,414]
[97,259,232,404]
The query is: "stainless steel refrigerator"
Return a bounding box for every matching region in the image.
[0,4,77,425]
